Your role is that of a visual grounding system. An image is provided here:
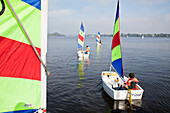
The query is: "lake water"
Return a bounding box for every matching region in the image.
[47,36,170,113]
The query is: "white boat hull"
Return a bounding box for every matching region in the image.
[77,50,90,59]
[101,71,144,100]
[96,42,101,46]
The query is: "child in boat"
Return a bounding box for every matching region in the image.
[85,46,90,54]
[114,73,139,90]
[99,40,102,44]
[125,73,139,90]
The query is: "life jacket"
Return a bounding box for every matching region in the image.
[86,47,90,53]
[126,77,139,90]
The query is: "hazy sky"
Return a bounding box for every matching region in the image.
[48,0,170,35]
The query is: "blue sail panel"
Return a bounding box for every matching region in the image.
[78,43,82,49]
[22,0,41,10]
[112,58,123,77]
[80,23,84,32]
[4,109,38,113]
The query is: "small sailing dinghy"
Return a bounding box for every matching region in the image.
[77,22,90,59]
[142,35,144,39]
[96,32,102,46]
[0,0,49,112]
[101,0,144,100]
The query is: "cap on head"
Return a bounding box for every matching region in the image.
[129,73,135,78]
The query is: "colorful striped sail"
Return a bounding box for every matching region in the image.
[96,32,100,42]
[0,0,48,112]
[111,0,124,77]
[78,23,85,49]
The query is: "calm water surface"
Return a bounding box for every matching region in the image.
[47,36,170,113]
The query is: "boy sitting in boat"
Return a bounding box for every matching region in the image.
[114,73,139,90]
[125,73,139,90]
[99,40,102,44]
[85,46,90,54]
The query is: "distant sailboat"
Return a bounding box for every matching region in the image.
[142,35,144,39]
[77,22,90,59]
[101,0,144,100]
[96,32,102,46]
[0,0,49,112]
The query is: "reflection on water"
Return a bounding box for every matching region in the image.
[96,45,100,57]
[47,36,170,113]
[85,58,90,69]
[77,58,91,104]
[77,58,90,88]
[96,44,102,58]
[77,60,84,88]
[102,91,142,113]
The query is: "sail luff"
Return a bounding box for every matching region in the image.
[41,0,48,110]
[111,0,124,77]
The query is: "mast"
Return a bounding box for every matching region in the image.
[111,0,124,77]
[41,0,48,110]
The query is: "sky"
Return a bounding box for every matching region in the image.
[48,0,170,35]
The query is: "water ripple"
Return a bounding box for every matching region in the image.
[47,36,170,113]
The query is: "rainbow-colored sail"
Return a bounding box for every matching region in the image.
[0,0,48,112]
[78,23,85,49]
[96,32,100,42]
[111,0,124,77]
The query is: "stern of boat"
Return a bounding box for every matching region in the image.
[77,50,89,59]
[77,50,84,58]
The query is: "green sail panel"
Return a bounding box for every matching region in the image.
[113,18,119,36]
[111,45,122,62]
[0,0,41,48]
[0,77,41,111]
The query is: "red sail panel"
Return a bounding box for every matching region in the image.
[0,36,41,81]
[78,34,84,42]
[111,31,120,50]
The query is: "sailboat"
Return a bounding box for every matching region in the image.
[77,22,90,59]
[0,0,49,112]
[142,35,144,39]
[96,32,102,46]
[101,0,144,100]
